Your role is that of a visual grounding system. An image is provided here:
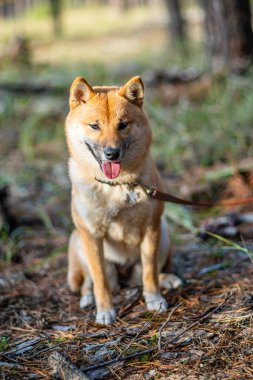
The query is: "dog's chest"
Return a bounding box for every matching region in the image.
[74,183,148,239]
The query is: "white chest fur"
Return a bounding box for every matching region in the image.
[69,159,149,240]
[74,182,147,236]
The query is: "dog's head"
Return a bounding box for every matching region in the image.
[65,76,151,180]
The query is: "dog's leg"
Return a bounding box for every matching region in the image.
[80,268,95,309]
[158,218,183,290]
[67,230,84,292]
[158,218,172,272]
[140,225,168,313]
[78,227,116,324]
[80,261,119,308]
[130,218,182,291]
[67,230,95,307]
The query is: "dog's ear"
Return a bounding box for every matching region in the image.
[119,76,144,106]
[69,76,96,110]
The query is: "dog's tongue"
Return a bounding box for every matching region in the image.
[102,162,121,179]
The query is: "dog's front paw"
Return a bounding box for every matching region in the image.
[96,308,116,325]
[80,294,95,309]
[159,273,183,290]
[144,293,168,313]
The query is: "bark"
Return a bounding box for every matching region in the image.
[202,0,253,72]
[49,0,62,37]
[49,351,90,380]
[109,0,130,11]
[164,0,185,42]
[1,0,15,17]
[109,0,150,11]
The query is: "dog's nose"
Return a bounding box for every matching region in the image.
[104,147,120,161]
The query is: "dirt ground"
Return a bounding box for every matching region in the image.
[1,160,253,380]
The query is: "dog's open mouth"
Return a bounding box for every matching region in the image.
[102,161,121,179]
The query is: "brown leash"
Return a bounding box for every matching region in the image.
[140,183,253,207]
[95,177,253,207]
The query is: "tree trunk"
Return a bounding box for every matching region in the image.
[2,0,15,17]
[202,0,253,73]
[49,0,62,37]
[109,0,129,12]
[164,0,185,43]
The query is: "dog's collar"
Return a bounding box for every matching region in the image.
[95,177,253,208]
[95,176,139,188]
[95,177,156,196]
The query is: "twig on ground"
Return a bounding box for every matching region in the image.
[82,292,232,373]
[117,303,162,359]
[167,292,233,347]
[158,302,182,350]
[0,361,26,370]
[49,351,90,380]
[26,341,66,359]
[0,272,26,290]
[84,347,155,373]
[109,366,122,380]
[118,291,140,318]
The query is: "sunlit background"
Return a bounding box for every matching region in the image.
[1,0,253,244]
[1,4,253,378]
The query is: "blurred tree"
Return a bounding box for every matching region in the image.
[0,34,31,66]
[164,0,185,43]
[12,34,31,66]
[49,0,62,37]
[1,0,15,17]
[0,0,45,18]
[201,0,253,73]
[108,0,148,12]
[109,0,129,12]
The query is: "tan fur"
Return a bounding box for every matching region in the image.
[65,76,181,324]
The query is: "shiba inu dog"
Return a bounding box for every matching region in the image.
[65,76,182,324]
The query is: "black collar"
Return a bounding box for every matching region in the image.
[95,177,139,188]
[94,177,155,197]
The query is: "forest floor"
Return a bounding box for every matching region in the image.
[1,157,253,380]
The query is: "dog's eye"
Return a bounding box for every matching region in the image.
[89,123,100,131]
[118,121,128,131]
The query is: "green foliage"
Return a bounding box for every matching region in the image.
[18,113,64,159]
[0,336,9,352]
[0,229,19,263]
[149,72,253,173]
[1,69,253,236]
[206,244,227,260]
[0,3,253,244]
[53,336,67,343]
[164,203,194,232]
[27,245,67,273]
[139,352,151,362]
[147,333,159,346]
[24,3,51,19]
[206,231,253,260]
